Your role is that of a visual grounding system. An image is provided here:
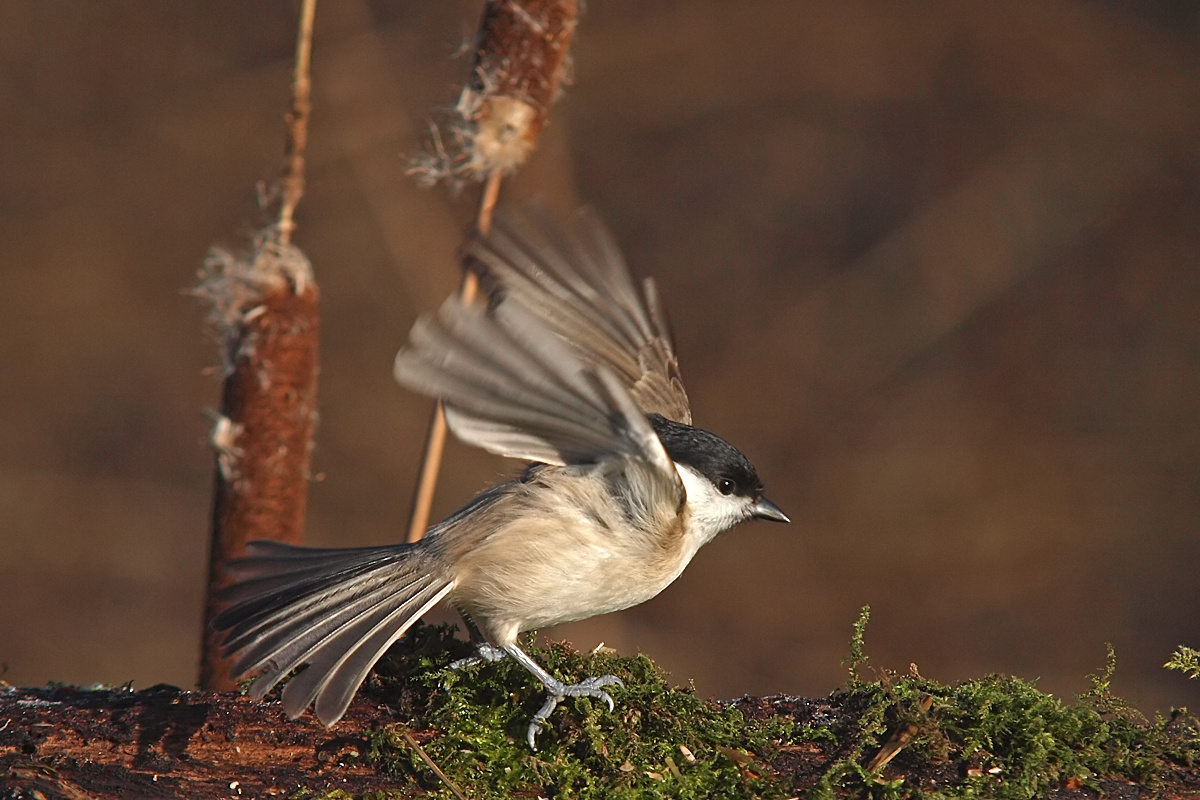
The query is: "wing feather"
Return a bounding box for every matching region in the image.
[395,289,677,484]
[464,208,692,424]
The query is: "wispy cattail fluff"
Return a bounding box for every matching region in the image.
[410,0,578,188]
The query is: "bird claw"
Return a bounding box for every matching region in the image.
[562,675,623,708]
[525,674,624,749]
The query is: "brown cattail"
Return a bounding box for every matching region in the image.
[410,0,578,188]
[196,0,319,689]
[194,239,319,689]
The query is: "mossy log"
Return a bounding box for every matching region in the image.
[3,625,1198,799]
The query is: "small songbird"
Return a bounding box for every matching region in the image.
[212,208,789,747]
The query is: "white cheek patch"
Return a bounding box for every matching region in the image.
[674,462,710,503]
[674,463,748,546]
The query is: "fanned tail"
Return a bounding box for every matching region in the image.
[211,540,453,726]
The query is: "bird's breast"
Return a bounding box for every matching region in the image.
[444,470,695,642]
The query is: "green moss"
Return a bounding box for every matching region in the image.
[364,623,795,799]
[844,605,872,691]
[1166,645,1200,681]
[323,618,1199,799]
[806,616,1200,799]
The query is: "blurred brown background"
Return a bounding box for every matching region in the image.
[2,1,1198,714]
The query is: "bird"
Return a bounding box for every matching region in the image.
[211,207,789,748]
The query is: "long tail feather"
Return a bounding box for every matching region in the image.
[286,581,453,724]
[211,540,453,726]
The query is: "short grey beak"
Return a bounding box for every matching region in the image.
[751,497,790,523]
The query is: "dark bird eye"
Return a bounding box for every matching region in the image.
[716,478,735,496]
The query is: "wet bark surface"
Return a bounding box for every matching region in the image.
[1,685,389,800]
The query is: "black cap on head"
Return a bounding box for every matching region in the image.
[647,414,763,498]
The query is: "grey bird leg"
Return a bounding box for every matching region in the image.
[503,643,623,749]
[449,612,508,669]
[450,641,506,669]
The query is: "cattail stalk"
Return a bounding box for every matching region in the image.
[197,0,320,689]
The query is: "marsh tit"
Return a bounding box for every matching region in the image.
[212,208,789,747]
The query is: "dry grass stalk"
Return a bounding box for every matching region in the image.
[397,726,470,800]
[277,0,317,244]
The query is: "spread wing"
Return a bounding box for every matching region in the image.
[463,207,692,425]
[394,288,682,512]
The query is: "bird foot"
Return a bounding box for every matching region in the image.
[526,673,624,749]
[450,642,507,670]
